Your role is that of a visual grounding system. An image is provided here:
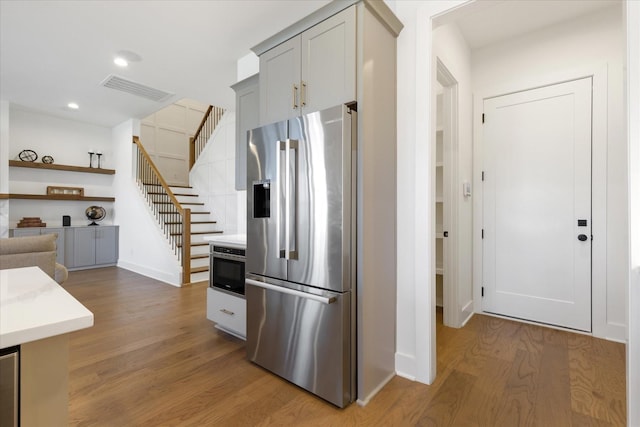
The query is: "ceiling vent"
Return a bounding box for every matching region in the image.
[100,75,174,102]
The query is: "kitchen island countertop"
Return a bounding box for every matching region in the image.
[0,266,94,349]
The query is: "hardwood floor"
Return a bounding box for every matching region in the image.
[63,267,626,426]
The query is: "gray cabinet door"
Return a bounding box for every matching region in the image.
[300,5,356,115]
[259,36,300,125]
[41,228,65,265]
[73,227,97,268]
[232,74,259,191]
[95,226,118,265]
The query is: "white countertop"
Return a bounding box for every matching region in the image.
[0,267,94,349]
[203,233,247,249]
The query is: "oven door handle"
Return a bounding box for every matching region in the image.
[245,278,336,305]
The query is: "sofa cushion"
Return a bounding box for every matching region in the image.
[0,234,58,279]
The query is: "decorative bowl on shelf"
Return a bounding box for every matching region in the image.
[85,206,106,226]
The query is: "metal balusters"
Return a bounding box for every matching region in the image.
[132,137,191,281]
[190,106,225,169]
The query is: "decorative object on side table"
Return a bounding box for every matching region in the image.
[85,205,106,226]
[42,155,54,164]
[18,149,38,162]
[47,186,84,196]
[17,217,46,228]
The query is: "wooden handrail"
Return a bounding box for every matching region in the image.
[132,136,191,285]
[189,105,225,170]
[193,105,214,142]
[133,136,184,212]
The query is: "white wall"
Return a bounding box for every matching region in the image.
[0,101,9,237]
[471,5,627,341]
[7,107,114,227]
[140,99,208,186]
[112,120,182,286]
[190,111,245,235]
[433,23,474,325]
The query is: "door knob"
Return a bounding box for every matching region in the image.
[578,234,588,241]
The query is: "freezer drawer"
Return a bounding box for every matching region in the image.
[246,279,353,408]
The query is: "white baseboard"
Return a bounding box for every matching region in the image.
[117,260,181,287]
[460,300,474,327]
[356,371,395,407]
[394,352,416,381]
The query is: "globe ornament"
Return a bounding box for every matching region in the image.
[85,206,106,226]
[18,149,38,162]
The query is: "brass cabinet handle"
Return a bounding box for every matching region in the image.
[220,309,235,316]
[301,81,307,107]
[292,83,298,109]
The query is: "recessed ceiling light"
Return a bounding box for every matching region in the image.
[67,102,79,110]
[114,57,128,67]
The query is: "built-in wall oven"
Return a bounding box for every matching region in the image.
[210,245,245,295]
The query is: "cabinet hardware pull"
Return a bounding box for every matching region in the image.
[220,309,235,316]
[292,84,298,109]
[301,81,307,107]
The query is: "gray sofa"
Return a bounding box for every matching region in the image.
[0,233,69,284]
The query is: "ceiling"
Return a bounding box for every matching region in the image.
[0,0,621,129]
[435,0,620,50]
[0,0,331,127]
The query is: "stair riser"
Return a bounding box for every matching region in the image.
[189,271,209,284]
[191,223,220,233]
[190,245,209,256]
[191,258,209,269]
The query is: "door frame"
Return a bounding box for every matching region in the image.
[626,2,640,424]
[472,66,610,337]
[435,58,460,327]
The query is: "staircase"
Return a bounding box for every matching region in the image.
[167,185,221,283]
[132,105,225,286]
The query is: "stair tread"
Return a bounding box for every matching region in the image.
[153,201,204,205]
[191,266,209,274]
[165,220,218,225]
[148,192,198,197]
[171,230,222,236]
[191,254,209,260]
[177,242,210,248]
[169,185,193,189]
[159,211,210,214]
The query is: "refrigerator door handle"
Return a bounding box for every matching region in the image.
[286,139,298,260]
[246,278,336,304]
[277,140,287,258]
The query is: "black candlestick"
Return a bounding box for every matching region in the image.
[88,151,94,168]
[96,153,102,168]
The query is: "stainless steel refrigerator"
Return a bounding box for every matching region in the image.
[245,104,356,408]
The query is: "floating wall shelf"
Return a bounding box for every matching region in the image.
[8,160,115,175]
[0,194,115,202]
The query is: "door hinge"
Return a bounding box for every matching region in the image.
[482,171,485,181]
[482,113,485,123]
[481,229,484,239]
[481,287,484,297]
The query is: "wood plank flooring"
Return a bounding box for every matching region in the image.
[63,267,626,426]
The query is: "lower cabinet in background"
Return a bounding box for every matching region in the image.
[9,226,119,271]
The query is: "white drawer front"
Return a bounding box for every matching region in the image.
[206,288,246,338]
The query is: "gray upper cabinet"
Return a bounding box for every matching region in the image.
[231,74,259,191]
[259,5,356,125]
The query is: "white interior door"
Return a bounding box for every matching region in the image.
[482,77,592,331]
